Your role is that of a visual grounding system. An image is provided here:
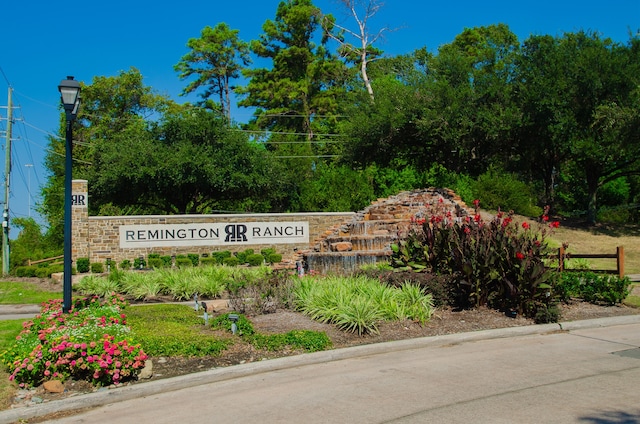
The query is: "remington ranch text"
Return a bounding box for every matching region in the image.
[119,222,309,248]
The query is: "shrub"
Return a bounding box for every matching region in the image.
[119,259,131,270]
[120,272,166,301]
[211,313,256,336]
[164,271,200,300]
[247,254,264,266]
[90,262,104,274]
[147,258,164,269]
[597,207,630,224]
[147,253,161,260]
[75,275,122,297]
[334,298,384,335]
[197,268,228,298]
[187,253,199,267]
[555,272,630,305]
[200,257,218,267]
[260,248,283,264]
[294,275,434,335]
[133,257,146,270]
[235,249,256,264]
[226,269,292,314]
[223,256,240,267]
[1,296,147,388]
[175,257,192,268]
[534,303,560,324]
[76,258,90,273]
[15,266,37,278]
[160,256,172,267]
[267,253,282,264]
[35,267,50,278]
[211,251,232,264]
[472,168,542,217]
[391,201,557,317]
[359,269,455,307]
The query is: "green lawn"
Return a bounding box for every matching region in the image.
[624,283,640,308]
[0,281,60,305]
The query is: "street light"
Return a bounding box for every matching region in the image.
[58,76,81,313]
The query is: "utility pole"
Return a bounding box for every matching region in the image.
[2,88,12,276]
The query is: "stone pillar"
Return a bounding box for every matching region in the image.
[71,180,89,263]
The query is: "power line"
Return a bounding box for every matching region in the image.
[273,155,341,158]
[233,129,346,137]
[255,113,348,118]
[258,140,346,144]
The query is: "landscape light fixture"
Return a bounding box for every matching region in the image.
[58,76,81,313]
[229,314,239,335]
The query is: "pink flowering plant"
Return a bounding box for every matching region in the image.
[1,294,147,388]
[392,199,560,318]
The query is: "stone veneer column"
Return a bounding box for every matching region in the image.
[71,180,89,264]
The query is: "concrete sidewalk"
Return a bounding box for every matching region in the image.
[1,314,639,424]
[0,304,41,321]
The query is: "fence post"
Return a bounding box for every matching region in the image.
[617,246,625,279]
[558,246,565,273]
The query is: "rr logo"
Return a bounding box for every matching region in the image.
[224,224,248,242]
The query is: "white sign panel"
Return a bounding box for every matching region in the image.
[119,222,309,248]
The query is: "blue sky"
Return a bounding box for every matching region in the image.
[1,0,638,237]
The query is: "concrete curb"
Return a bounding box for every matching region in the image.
[2,314,640,424]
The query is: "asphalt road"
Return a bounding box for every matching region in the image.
[3,317,637,424]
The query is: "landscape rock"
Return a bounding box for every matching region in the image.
[138,360,153,380]
[43,380,65,393]
[330,242,353,252]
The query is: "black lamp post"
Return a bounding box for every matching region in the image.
[58,76,81,313]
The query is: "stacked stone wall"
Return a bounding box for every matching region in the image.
[71,180,353,267]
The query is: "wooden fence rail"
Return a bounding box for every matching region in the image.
[548,246,625,279]
[27,255,64,267]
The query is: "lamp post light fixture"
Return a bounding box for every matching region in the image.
[58,76,81,313]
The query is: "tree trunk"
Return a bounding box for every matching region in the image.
[361,52,374,101]
[585,167,600,226]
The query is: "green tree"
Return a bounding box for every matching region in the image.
[575,34,640,224]
[515,34,574,209]
[516,31,640,223]
[174,23,252,122]
[341,25,520,176]
[236,0,348,208]
[237,0,346,152]
[339,62,425,168]
[418,24,520,175]
[87,108,286,214]
[40,68,173,244]
[322,0,388,101]
[9,218,58,270]
[294,163,374,211]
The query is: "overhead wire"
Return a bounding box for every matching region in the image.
[0,68,43,220]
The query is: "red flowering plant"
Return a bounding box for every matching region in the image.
[391,199,559,318]
[1,294,147,388]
